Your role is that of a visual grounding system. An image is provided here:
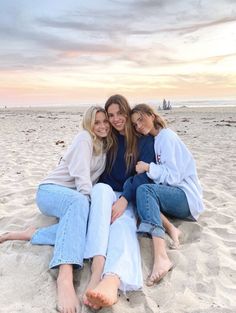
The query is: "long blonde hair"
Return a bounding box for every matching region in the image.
[105,94,138,172]
[131,104,167,132]
[82,106,112,155]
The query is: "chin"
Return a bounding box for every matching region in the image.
[115,127,124,132]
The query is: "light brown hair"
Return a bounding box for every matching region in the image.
[105,94,138,172]
[131,103,167,132]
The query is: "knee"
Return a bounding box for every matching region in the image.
[71,193,89,210]
[136,184,149,199]
[91,183,115,200]
[92,183,113,193]
[137,184,156,198]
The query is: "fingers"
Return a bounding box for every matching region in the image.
[111,210,122,223]
[135,163,143,173]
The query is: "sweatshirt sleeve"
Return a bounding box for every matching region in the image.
[64,137,93,196]
[138,134,155,163]
[121,135,155,202]
[147,132,186,185]
[122,173,153,202]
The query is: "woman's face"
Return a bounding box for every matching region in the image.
[131,112,154,135]
[93,111,110,138]
[107,103,127,134]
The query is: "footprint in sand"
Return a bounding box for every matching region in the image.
[210,227,236,241]
[183,223,202,244]
[213,213,233,225]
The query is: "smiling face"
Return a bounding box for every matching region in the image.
[131,111,155,135]
[107,103,127,134]
[92,111,110,138]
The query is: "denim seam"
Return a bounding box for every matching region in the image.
[58,203,72,262]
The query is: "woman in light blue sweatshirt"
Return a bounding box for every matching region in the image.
[131,103,205,287]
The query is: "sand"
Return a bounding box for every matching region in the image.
[0,106,235,313]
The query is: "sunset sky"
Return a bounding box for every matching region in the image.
[0,0,236,107]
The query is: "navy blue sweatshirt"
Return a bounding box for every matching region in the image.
[99,133,155,202]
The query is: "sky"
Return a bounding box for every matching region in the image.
[0,0,236,107]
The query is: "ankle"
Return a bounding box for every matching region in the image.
[91,255,105,270]
[91,256,105,277]
[57,264,73,282]
[103,274,120,288]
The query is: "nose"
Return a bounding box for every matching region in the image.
[136,121,142,130]
[100,122,107,129]
[113,115,119,122]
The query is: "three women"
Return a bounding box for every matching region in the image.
[0,99,204,312]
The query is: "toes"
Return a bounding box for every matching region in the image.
[146,264,175,286]
[0,232,9,243]
[169,241,180,249]
[146,273,159,286]
[146,277,155,287]
[56,304,63,312]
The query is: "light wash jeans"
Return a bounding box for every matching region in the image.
[84,183,115,259]
[31,183,90,269]
[136,184,191,238]
[85,183,143,292]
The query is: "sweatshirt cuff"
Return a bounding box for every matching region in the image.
[121,189,132,202]
[147,162,162,181]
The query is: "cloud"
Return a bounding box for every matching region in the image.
[0,0,235,102]
[157,16,236,35]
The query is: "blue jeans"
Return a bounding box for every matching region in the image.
[31,184,90,269]
[136,184,191,238]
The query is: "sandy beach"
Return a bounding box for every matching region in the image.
[0,106,236,313]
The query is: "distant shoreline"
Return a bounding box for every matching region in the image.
[1,102,236,111]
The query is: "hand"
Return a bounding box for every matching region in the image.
[135,161,149,174]
[111,196,128,223]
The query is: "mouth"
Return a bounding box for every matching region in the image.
[99,129,108,134]
[114,123,123,127]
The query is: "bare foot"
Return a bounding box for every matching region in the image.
[83,277,101,310]
[168,226,183,249]
[146,257,174,286]
[57,275,80,313]
[0,226,36,243]
[86,275,120,308]
[83,256,105,309]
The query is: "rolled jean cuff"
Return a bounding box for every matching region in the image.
[137,222,165,239]
[49,259,83,269]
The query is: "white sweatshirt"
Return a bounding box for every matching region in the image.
[41,130,106,197]
[147,128,204,220]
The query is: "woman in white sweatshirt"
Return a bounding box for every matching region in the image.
[131,103,205,287]
[0,106,112,313]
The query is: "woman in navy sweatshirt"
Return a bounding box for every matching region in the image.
[84,95,156,309]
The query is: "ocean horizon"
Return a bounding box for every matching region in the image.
[1,99,236,109]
